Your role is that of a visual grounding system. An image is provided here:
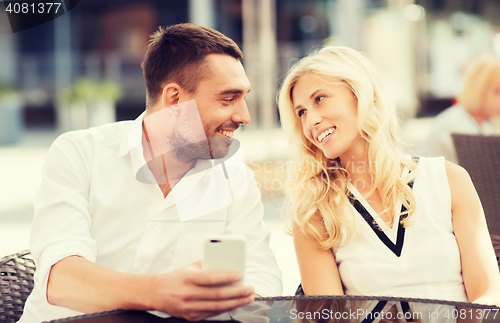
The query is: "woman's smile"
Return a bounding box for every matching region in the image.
[292,73,364,161]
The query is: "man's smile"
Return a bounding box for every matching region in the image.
[217,129,234,138]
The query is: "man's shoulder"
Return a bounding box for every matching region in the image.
[430,105,476,133]
[434,105,472,124]
[54,120,135,148]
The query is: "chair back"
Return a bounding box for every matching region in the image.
[452,134,500,237]
[0,250,36,323]
[492,235,500,268]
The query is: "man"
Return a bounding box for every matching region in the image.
[19,23,282,322]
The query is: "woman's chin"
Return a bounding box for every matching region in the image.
[321,149,339,160]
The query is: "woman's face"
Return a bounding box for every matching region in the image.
[292,73,365,162]
[481,74,500,120]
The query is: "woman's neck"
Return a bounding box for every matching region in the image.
[340,152,391,220]
[340,153,372,193]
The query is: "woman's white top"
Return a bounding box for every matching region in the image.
[332,156,468,302]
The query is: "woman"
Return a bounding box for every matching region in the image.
[419,54,500,164]
[278,46,500,305]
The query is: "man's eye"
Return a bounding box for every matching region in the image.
[223,97,235,103]
[315,95,325,104]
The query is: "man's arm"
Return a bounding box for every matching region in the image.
[47,256,254,321]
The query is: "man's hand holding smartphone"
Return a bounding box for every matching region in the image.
[154,264,254,320]
[149,235,254,321]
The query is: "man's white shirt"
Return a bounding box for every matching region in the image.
[19,115,282,322]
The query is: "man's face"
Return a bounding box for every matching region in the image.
[178,54,251,160]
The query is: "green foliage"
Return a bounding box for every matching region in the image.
[0,78,17,98]
[58,78,123,104]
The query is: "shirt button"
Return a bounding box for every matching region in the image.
[137,265,145,272]
[150,223,157,229]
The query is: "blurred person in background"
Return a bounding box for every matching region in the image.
[419,54,500,163]
[278,46,500,305]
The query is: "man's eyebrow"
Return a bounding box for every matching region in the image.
[217,87,251,95]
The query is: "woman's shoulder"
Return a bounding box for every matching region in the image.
[413,155,448,170]
[412,156,450,197]
[410,155,443,173]
[416,156,469,183]
[413,157,473,207]
[443,160,472,192]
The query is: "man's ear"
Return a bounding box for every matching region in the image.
[161,83,181,109]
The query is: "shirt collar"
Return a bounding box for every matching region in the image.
[118,111,145,158]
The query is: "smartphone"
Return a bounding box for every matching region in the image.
[202,234,246,279]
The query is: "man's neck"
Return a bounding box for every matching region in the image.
[145,152,196,198]
[142,121,196,197]
[471,111,487,126]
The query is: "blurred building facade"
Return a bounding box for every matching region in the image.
[0,0,499,134]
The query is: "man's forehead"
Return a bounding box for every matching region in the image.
[205,54,247,75]
[198,56,250,93]
[216,77,251,94]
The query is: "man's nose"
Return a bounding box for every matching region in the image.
[233,99,251,125]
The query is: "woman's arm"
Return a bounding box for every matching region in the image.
[293,224,344,295]
[446,161,500,305]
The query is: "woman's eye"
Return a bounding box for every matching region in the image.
[297,109,306,118]
[315,95,325,104]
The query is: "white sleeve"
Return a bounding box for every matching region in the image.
[30,132,98,298]
[224,163,283,297]
[418,125,458,164]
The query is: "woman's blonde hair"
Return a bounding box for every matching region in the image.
[278,46,418,249]
[458,54,500,114]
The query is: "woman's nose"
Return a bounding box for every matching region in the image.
[306,110,322,130]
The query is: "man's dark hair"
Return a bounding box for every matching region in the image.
[141,23,244,108]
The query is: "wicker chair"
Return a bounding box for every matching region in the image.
[452,134,500,237]
[0,250,36,323]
